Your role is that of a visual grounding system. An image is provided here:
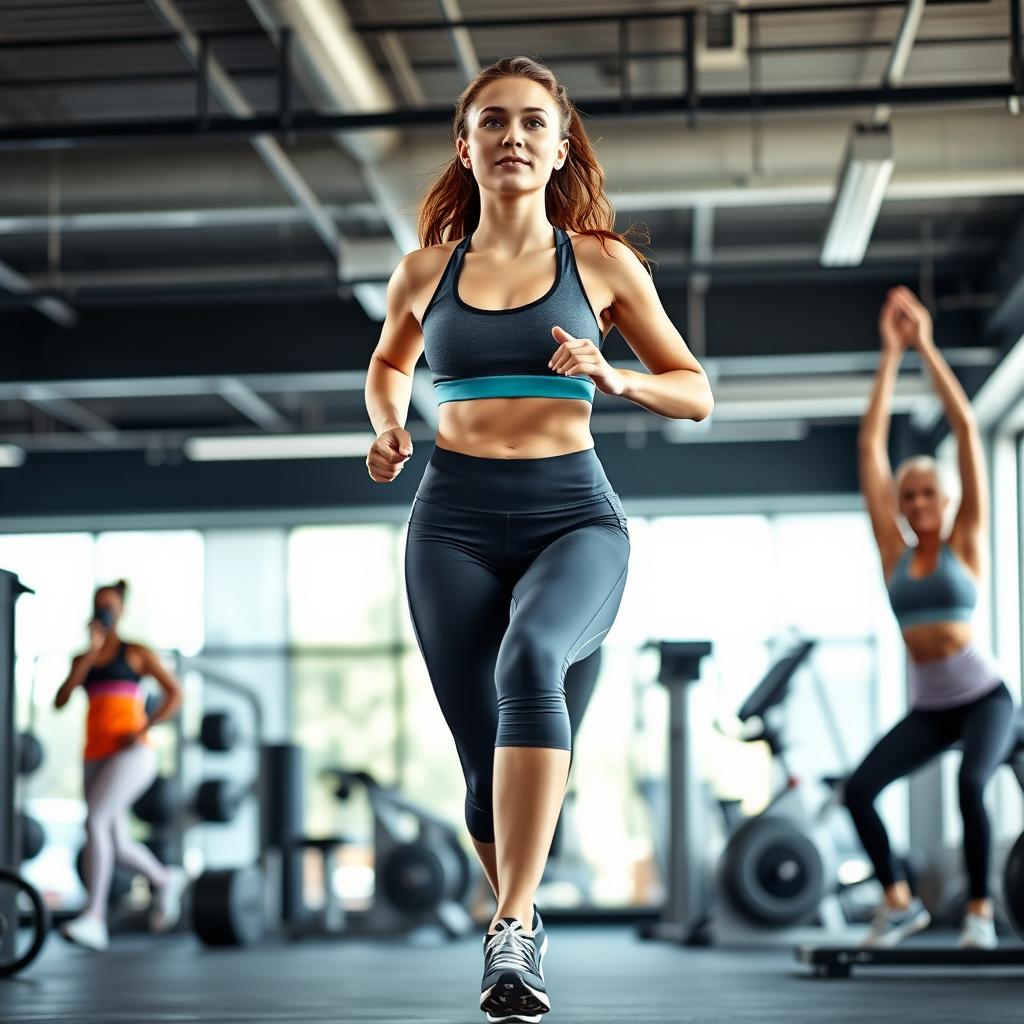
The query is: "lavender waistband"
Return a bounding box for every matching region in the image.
[907,642,1004,711]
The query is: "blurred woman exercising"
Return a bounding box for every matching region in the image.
[850,286,1016,950]
[54,580,186,950]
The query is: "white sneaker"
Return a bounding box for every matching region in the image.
[861,897,931,948]
[150,866,188,933]
[959,912,997,950]
[61,913,109,951]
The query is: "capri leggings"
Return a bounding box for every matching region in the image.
[844,681,1015,900]
[82,742,168,919]
[405,445,630,843]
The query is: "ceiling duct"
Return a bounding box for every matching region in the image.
[697,6,748,71]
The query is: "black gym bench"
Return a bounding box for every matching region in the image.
[796,943,1024,978]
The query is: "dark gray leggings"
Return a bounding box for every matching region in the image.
[405,446,630,843]
[844,682,1015,900]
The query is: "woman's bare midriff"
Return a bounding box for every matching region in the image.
[435,396,595,458]
[902,620,975,663]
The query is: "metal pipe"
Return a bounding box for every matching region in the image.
[0,0,990,50]
[0,34,1007,92]
[619,18,631,110]
[197,33,210,132]
[277,28,292,133]
[346,0,986,33]
[684,11,697,128]
[148,0,340,259]
[873,0,926,125]
[0,82,1011,151]
[1012,0,1024,97]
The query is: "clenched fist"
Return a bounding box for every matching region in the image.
[366,427,414,483]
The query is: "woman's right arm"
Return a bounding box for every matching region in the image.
[54,656,90,708]
[858,293,907,576]
[55,622,104,708]
[364,253,427,483]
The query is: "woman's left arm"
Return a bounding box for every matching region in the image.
[549,238,713,421]
[137,646,184,730]
[896,287,987,552]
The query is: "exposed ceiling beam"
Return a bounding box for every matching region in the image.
[378,31,428,107]
[0,259,77,327]
[0,84,1013,151]
[147,0,342,260]
[0,171,1021,242]
[245,0,419,255]
[437,0,480,82]
[2,236,993,302]
[0,351,995,406]
[872,0,927,126]
[215,378,291,431]
[19,384,118,445]
[687,205,714,357]
[0,204,382,235]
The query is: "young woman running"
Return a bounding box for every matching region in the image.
[364,56,712,1022]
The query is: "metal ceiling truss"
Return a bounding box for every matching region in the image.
[0,0,1018,151]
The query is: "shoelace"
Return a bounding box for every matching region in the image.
[486,925,537,974]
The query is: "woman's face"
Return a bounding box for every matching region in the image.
[458,77,568,196]
[898,469,948,535]
[93,589,123,628]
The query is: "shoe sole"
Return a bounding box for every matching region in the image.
[864,908,932,948]
[59,927,108,952]
[480,969,550,1021]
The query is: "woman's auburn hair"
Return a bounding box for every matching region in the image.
[416,55,652,271]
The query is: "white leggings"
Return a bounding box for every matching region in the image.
[82,743,168,919]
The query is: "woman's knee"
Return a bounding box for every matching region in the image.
[496,631,563,690]
[843,771,879,812]
[494,633,570,747]
[465,794,494,844]
[85,814,113,840]
[957,770,989,808]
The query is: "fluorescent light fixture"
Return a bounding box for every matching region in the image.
[184,433,375,462]
[662,419,808,444]
[0,444,25,468]
[821,124,894,267]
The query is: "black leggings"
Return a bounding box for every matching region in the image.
[844,682,1015,900]
[405,445,630,843]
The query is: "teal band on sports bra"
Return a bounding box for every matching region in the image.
[894,607,975,629]
[434,375,596,404]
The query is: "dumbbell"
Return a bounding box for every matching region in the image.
[16,812,44,862]
[198,711,242,753]
[133,776,251,826]
[16,731,44,776]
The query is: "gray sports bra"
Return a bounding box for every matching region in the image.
[886,543,978,629]
[419,225,604,405]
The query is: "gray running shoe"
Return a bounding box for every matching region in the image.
[480,917,549,1023]
[861,897,931,948]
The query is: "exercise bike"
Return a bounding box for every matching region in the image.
[309,767,477,940]
[638,638,870,947]
[714,638,879,941]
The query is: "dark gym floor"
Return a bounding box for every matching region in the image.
[2,926,1023,1023]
